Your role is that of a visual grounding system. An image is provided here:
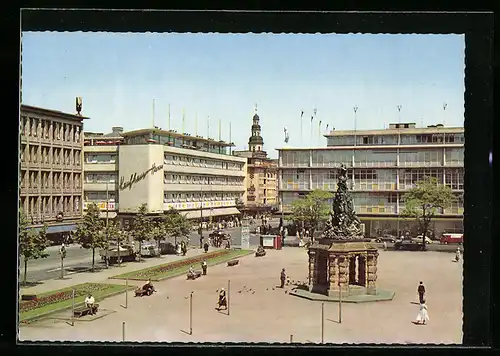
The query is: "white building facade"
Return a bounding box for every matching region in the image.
[277,123,464,237]
[83,128,246,225]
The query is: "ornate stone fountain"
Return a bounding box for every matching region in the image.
[307,164,380,298]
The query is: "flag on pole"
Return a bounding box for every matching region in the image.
[311,115,314,123]
[319,120,322,127]
[301,110,304,118]
[326,124,329,132]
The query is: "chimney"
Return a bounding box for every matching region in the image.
[112,126,124,134]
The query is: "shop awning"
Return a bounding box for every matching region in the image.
[99,212,118,219]
[183,207,241,220]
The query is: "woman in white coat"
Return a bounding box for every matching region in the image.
[414,300,430,325]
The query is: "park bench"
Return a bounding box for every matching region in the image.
[187,271,202,280]
[73,304,99,318]
[227,259,239,267]
[21,294,37,301]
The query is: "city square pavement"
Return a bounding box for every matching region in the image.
[19,247,463,344]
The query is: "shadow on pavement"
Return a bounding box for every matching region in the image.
[20,281,44,287]
[180,329,191,335]
[326,318,340,324]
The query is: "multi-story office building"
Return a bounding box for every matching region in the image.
[277,122,464,237]
[20,104,87,243]
[233,111,279,216]
[83,127,247,227]
[82,126,124,220]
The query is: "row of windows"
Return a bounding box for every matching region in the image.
[164,192,241,203]
[164,174,244,185]
[326,133,464,146]
[85,191,117,201]
[84,173,117,183]
[281,192,464,212]
[125,134,229,155]
[280,168,464,191]
[85,154,117,164]
[20,116,82,143]
[21,145,81,166]
[164,154,244,171]
[280,148,464,167]
[21,195,81,216]
[21,171,82,189]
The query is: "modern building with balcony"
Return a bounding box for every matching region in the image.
[233,110,279,217]
[20,104,87,243]
[277,122,464,237]
[83,126,247,227]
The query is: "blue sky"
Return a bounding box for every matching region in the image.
[21,33,464,158]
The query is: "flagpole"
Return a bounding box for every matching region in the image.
[300,110,304,146]
[168,104,171,131]
[182,108,185,134]
[207,116,210,139]
[229,122,232,155]
[152,99,155,128]
[195,111,198,136]
[218,119,221,141]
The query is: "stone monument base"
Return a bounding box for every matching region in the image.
[290,288,395,303]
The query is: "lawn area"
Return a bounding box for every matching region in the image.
[19,282,135,322]
[111,249,253,281]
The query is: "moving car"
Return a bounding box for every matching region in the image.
[393,239,427,251]
[99,242,136,264]
[412,235,434,244]
[375,234,397,243]
[440,233,463,245]
[209,230,231,240]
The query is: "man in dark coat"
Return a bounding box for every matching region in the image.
[280,268,287,288]
[417,281,426,303]
[204,241,209,253]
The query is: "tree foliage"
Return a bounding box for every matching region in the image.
[150,216,167,256]
[74,202,106,270]
[401,176,456,246]
[164,208,192,245]
[19,210,50,284]
[291,189,333,236]
[130,203,153,261]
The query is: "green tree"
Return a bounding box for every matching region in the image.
[150,216,166,257]
[74,202,106,271]
[104,220,123,264]
[131,203,152,261]
[19,211,50,284]
[164,208,192,246]
[402,176,456,248]
[291,189,333,238]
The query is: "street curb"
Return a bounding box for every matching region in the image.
[19,285,135,324]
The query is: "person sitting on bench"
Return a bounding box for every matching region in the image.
[142,279,156,293]
[84,293,95,315]
[188,266,196,278]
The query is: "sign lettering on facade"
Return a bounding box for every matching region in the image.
[119,163,163,191]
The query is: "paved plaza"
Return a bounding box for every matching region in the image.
[19,247,463,344]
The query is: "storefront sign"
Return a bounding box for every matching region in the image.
[164,200,234,211]
[83,201,117,210]
[119,163,163,191]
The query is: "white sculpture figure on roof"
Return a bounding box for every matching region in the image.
[284,127,289,143]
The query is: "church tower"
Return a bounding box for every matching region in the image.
[248,105,266,157]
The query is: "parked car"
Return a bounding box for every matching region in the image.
[139,241,160,257]
[393,239,427,251]
[440,233,463,245]
[99,242,136,264]
[412,235,434,244]
[375,234,397,243]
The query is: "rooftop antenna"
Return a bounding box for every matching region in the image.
[207,116,210,139]
[182,108,185,134]
[218,118,222,141]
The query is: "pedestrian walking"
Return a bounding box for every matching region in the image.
[204,241,209,253]
[454,247,461,262]
[417,281,426,304]
[413,300,429,325]
[383,241,388,251]
[280,268,287,288]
